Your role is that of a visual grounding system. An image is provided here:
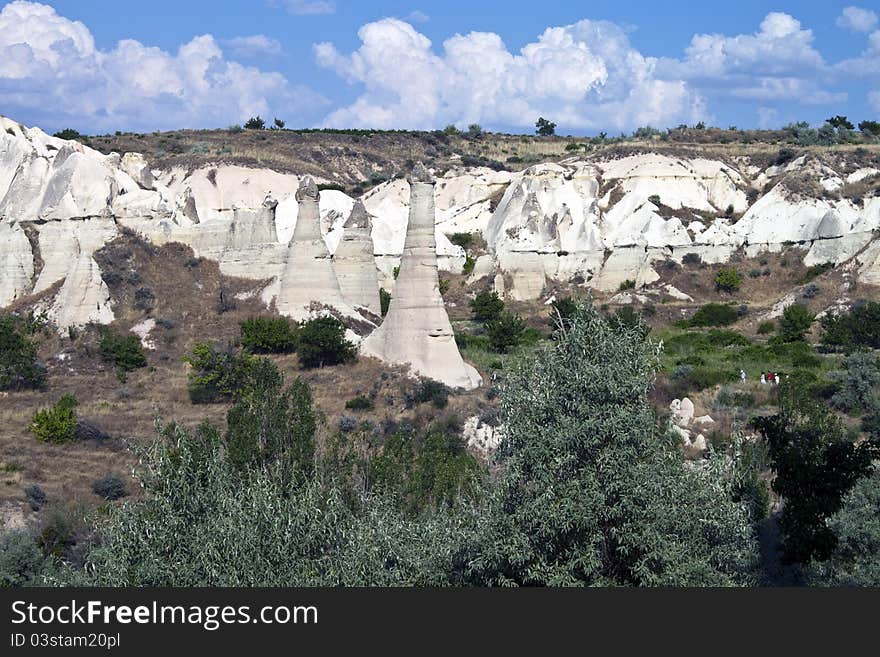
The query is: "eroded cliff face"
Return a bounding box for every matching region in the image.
[2,114,880,331]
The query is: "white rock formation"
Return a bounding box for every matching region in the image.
[463,416,503,452]
[361,165,482,390]
[0,221,33,307]
[334,200,381,315]
[276,177,356,320]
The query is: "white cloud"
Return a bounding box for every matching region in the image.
[270,0,335,15]
[0,1,323,132]
[406,10,430,23]
[222,35,283,59]
[836,6,878,33]
[315,18,705,131]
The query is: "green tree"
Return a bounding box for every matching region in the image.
[273,117,285,129]
[827,115,854,130]
[714,268,742,293]
[752,381,878,564]
[830,351,880,413]
[859,120,880,137]
[0,530,49,586]
[0,316,46,390]
[239,316,297,354]
[808,465,880,586]
[486,311,525,353]
[778,303,814,342]
[183,342,256,403]
[296,316,356,368]
[467,301,758,585]
[535,117,556,136]
[244,116,265,129]
[820,301,880,351]
[29,395,78,444]
[548,296,578,334]
[100,329,147,372]
[379,288,391,316]
[225,359,316,481]
[470,291,504,323]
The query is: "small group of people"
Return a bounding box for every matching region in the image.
[759,371,781,385]
[738,369,783,385]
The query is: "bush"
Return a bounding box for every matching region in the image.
[244,116,265,130]
[821,301,880,351]
[778,304,814,342]
[0,530,47,587]
[470,291,504,323]
[449,232,474,250]
[682,253,702,266]
[29,395,78,444]
[100,329,147,372]
[345,395,374,411]
[830,351,880,413]
[240,317,297,354]
[297,316,356,368]
[0,316,46,391]
[802,283,820,299]
[618,279,636,291]
[486,312,526,353]
[414,379,450,408]
[183,342,255,404]
[24,484,47,511]
[714,268,742,293]
[462,255,476,276]
[689,303,739,327]
[379,289,391,317]
[92,475,127,501]
[757,320,776,335]
[438,279,450,296]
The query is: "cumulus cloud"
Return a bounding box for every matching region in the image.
[270,0,335,15]
[0,1,322,132]
[836,6,878,33]
[221,34,283,59]
[315,18,705,131]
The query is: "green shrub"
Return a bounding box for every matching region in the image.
[297,316,356,369]
[803,262,833,282]
[618,279,636,291]
[240,316,297,354]
[24,484,47,511]
[470,291,504,323]
[0,316,46,391]
[414,378,451,408]
[449,232,474,250]
[714,268,742,293]
[682,253,702,266]
[100,329,147,372]
[92,475,127,501]
[821,301,880,351]
[379,289,391,316]
[830,351,880,413]
[438,279,450,295]
[183,342,255,404]
[345,395,374,411]
[29,395,78,444]
[689,303,739,327]
[779,304,814,342]
[462,255,476,276]
[757,320,776,335]
[0,530,47,587]
[487,311,526,353]
[706,329,750,347]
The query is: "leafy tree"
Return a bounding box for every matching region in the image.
[470,291,504,323]
[830,351,880,413]
[296,316,356,368]
[62,421,470,586]
[714,268,742,293]
[548,296,578,333]
[183,342,256,403]
[53,128,84,141]
[100,329,147,372]
[466,124,482,138]
[244,116,265,130]
[778,303,814,342]
[752,381,878,564]
[486,311,526,353]
[688,303,738,327]
[858,120,880,137]
[29,395,78,444]
[449,232,474,250]
[240,316,297,354]
[817,123,838,145]
[535,117,556,136]
[467,301,759,585]
[807,465,880,586]
[0,316,46,391]
[225,359,316,481]
[827,115,854,130]
[379,289,391,317]
[820,301,880,351]
[0,530,49,586]
[273,117,285,129]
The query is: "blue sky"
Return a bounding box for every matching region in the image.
[1,0,879,134]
